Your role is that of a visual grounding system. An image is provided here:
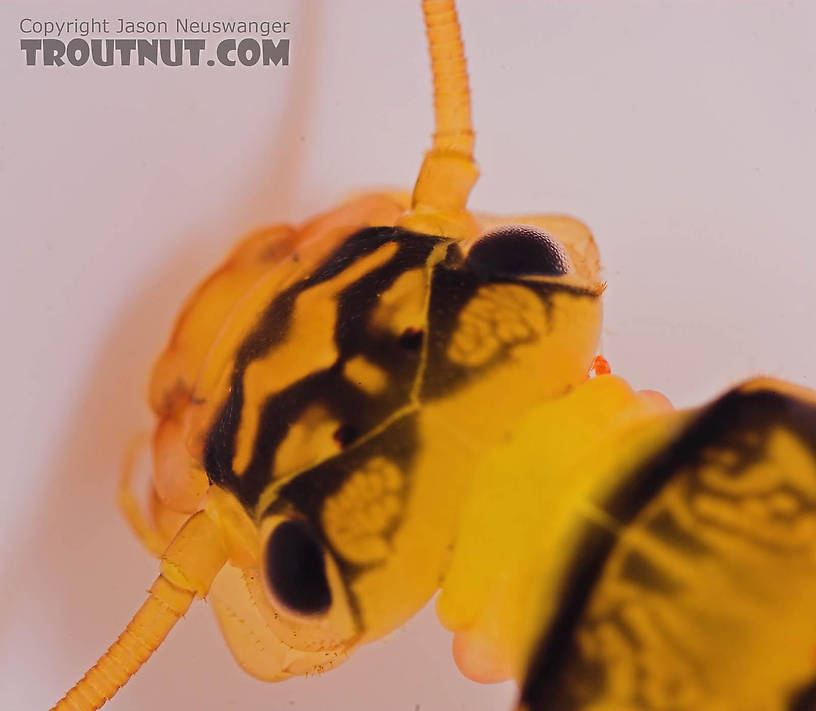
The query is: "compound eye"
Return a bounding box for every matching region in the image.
[263,518,331,616]
[467,226,571,278]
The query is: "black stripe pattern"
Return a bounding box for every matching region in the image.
[520,387,816,711]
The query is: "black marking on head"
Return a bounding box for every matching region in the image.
[519,387,816,710]
[333,424,359,448]
[789,677,816,711]
[271,415,418,581]
[420,254,597,403]
[204,224,596,509]
[264,518,331,616]
[398,327,424,351]
[203,226,444,507]
[265,414,419,627]
[467,226,570,279]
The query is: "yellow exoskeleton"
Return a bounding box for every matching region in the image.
[52,2,816,711]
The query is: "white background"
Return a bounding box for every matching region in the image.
[1,1,814,710]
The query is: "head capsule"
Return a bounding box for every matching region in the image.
[192,205,604,680]
[142,0,603,686]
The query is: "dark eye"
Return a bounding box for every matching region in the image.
[264,518,331,615]
[466,226,570,278]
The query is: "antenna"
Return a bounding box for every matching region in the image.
[423,0,474,157]
[50,512,227,711]
[401,0,480,238]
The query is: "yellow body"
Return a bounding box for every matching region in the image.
[144,190,604,680]
[51,2,816,710]
[438,375,677,682]
[441,376,816,710]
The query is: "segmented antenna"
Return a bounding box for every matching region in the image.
[50,512,227,711]
[423,0,474,157]
[406,1,479,231]
[51,578,196,711]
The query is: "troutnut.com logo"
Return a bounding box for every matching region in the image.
[20,17,291,67]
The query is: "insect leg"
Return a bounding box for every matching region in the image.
[117,431,168,556]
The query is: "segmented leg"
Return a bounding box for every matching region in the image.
[117,432,169,556]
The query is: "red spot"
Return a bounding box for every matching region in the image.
[591,355,611,376]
